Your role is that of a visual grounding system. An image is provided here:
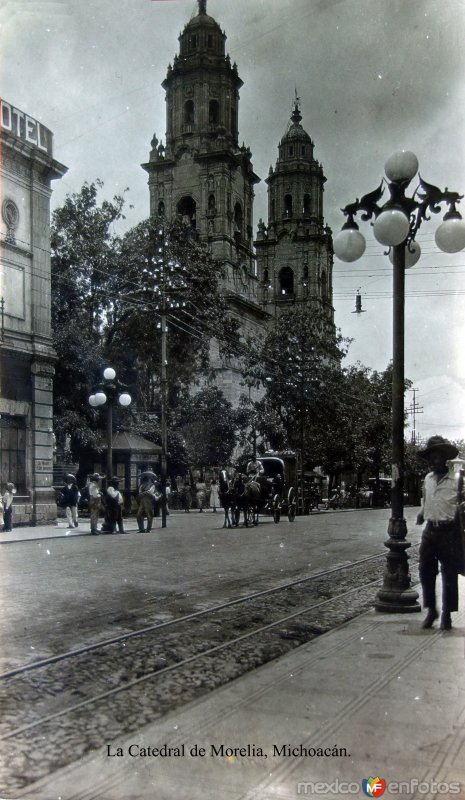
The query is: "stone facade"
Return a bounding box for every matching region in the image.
[0,99,67,523]
[143,1,335,404]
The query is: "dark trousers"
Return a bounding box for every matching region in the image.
[136,495,154,532]
[89,497,100,534]
[419,523,460,613]
[3,506,12,532]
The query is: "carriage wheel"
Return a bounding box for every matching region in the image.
[273,494,281,524]
[287,488,296,522]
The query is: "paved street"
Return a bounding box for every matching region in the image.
[0,508,421,671]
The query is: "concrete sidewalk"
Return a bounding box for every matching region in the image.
[17,582,465,800]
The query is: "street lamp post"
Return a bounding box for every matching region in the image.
[88,367,132,478]
[333,150,465,613]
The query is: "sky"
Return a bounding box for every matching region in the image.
[2,0,465,443]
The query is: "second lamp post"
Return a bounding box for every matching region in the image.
[89,367,132,479]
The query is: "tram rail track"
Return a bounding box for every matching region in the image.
[0,545,420,793]
[0,546,419,682]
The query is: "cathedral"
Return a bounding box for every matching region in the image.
[142,0,335,404]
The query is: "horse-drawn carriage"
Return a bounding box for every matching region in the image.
[219,454,297,528]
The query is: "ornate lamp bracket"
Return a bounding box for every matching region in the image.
[341,181,385,227]
[410,176,464,242]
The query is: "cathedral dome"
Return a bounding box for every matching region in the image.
[280,102,312,145]
[178,0,226,58]
[277,100,314,163]
[185,12,221,31]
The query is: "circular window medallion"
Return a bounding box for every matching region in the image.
[2,199,19,243]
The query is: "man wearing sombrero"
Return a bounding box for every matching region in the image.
[417,435,464,630]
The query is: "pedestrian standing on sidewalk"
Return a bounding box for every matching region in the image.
[105,477,125,534]
[209,478,220,513]
[416,436,464,631]
[2,482,17,532]
[87,473,103,535]
[136,472,159,532]
[61,474,80,530]
[196,480,206,512]
[182,481,192,512]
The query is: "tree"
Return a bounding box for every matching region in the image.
[51,181,127,455]
[178,387,237,470]
[51,186,240,465]
[106,216,240,409]
[246,306,350,470]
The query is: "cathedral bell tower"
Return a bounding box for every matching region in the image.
[255,99,335,325]
[142,0,268,407]
[142,0,260,291]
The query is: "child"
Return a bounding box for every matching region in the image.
[3,482,17,532]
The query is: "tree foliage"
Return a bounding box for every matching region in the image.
[107,216,240,409]
[177,387,237,469]
[51,182,240,465]
[245,306,350,468]
[51,181,127,453]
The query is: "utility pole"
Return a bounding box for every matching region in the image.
[160,291,168,529]
[407,388,424,445]
[145,223,187,528]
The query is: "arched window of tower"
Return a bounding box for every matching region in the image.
[234,202,243,233]
[158,200,165,217]
[284,194,293,218]
[177,196,197,229]
[208,193,216,213]
[303,194,311,215]
[209,100,219,125]
[279,266,294,296]
[184,100,194,128]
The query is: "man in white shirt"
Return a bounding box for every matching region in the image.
[416,436,463,630]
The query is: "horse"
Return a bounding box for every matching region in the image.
[218,469,235,529]
[233,474,261,527]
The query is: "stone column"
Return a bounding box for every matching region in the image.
[31,359,56,523]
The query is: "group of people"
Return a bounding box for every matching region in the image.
[182,478,220,513]
[58,470,164,535]
[58,473,125,535]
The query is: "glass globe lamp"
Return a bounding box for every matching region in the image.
[94,391,107,406]
[333,228,366,262]
[435,214,465,253]
[384,151,418,183]
[88,394,98,407]
[118,392,132,407]
[103,367,116,381]
[373,209,410,246]
[389,240,421,269]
